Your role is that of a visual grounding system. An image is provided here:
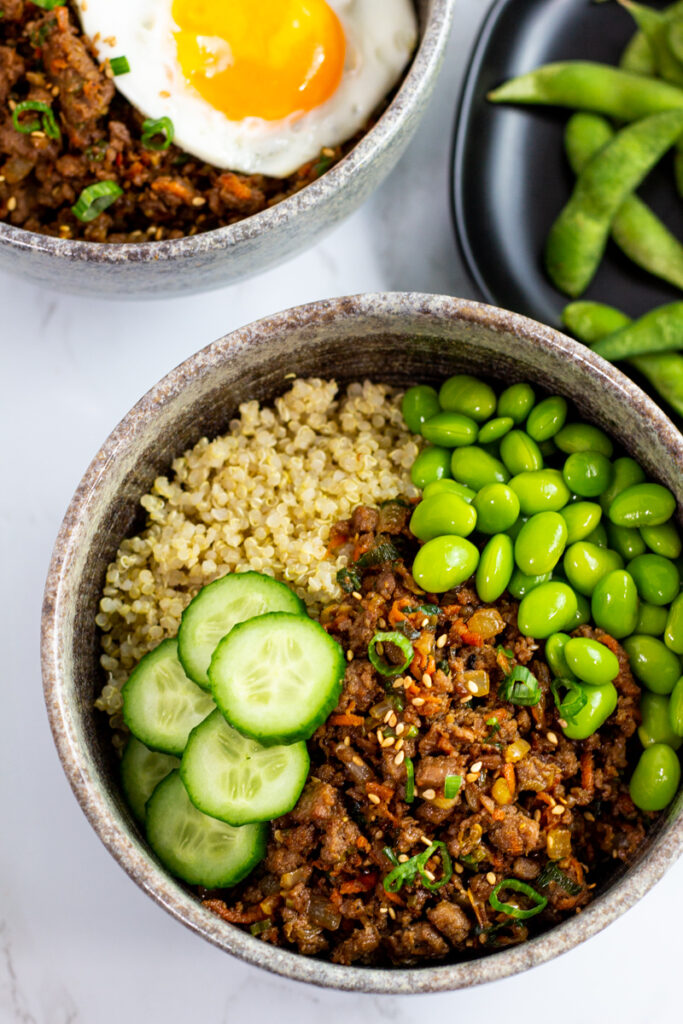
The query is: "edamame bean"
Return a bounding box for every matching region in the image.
[518,581,578,638]
[609,482,676,527]
[669,675,683,735]
[439,375,496,422]
[526,396,568,441]
[514,511,567,575]
[569,591,592,628]
[500,430,544,475]
[401,386,440,434]
[412,536,480,593]
[591,570,640,639]
[555,423,614,457]
[478,417,514,444]
[563,541,624,595]
[451,447,509,490]
[665,593,683,653]
[508,569,552,599]
[410,494,477,541]
[506,516,529,542]
[422,411,479,448]
[476,534,514,603]
[623,635,682,693]
[423,479,476,503]
[497,382,535,423]
[509,469,571,514]
[564,637,620,685]
[585,523,609,548]
[562,681,618,740]
[641,521,682,559]
[628,553,680,605]
[562,451,614,497]
[636,602,669,636]
[629,743,681,811]
[638,692,682,750]
[607,521,647,560]
[560,501,603,543]
[411,447,451,489]
[545,633,574,678]
[600,457,646,512]
[473,483,520,534]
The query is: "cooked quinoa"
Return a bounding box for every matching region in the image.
[96,379,420,740]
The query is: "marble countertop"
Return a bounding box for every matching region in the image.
[2,3,681,1021]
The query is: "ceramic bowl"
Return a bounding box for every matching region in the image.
[41,293,683,993]
[0,0,454,300]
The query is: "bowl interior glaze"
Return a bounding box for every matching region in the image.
[41,293,683,993]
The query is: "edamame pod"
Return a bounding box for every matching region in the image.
[623,634,682,693]
[518,581,578,638]
[476,534,514,603]
[591,569,640,639]
[514,512,567,575]
[630,743,681,810]
[593,302,683,360]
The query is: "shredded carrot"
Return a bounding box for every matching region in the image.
[580,750,594,792]
[388,597,413,625]
[202,900,264,924]
[356,835,372,852]
[536,792,555,807]
[329,712,364,727]
[503,763,516,796]
[329,889,342,909]
[339,873,378,895]
[352,535,373,561]
[461,630,484,647]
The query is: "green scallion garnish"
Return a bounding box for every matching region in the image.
[444,774,462,800]
[551,677,588,720]
[382,846,399,867]
[30,0,65,8]
[368,631,413,677]
[537,861,582,896]
[499,664,541,706]
[141,116,174,151]
[489,879,548,920]
[405,755,415,803]
[249,918,272,936]
[12,101,61,141]
[109,56,131,76]
[383,840,452,894]
[71,180,123,223]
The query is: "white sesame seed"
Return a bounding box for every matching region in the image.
[394,750,405,766]
[423,869,436,882]
[394,738,404,752]
[466,681,479,694]
[420,836,433,847]
[376,729,384,745]
[421,617,429,628]
[412,697,425,707]
[191,196,206,206]
[436,634,448,649]
[388,907,397,920]
[398,854,409,863]
[552,805,565,816]
[351,591,362,601]
[352,756,363,767]
[395,722,405,736]
[383,709,393,723]
[558,718,568,728]
[470,761,483,774]
[486,872,496,885]
[422,788,436,800]
[382,736,395,748]
[454,862,464,874]
[380,906,388,914]
[422,672,432,688]
[347,650,354,662]
[343,735,351,746]
[465,773,477,783]
[388,712,398,728]
[6,197,17,212]
[368,793,381,805]
[546,731,558,745]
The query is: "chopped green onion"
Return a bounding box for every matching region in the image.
[382,840,452,893]
[551,678,588,720]
[109,56,131,76]
[497,645,514,658]
[499,665,541,706]
[336,566,361,593]
[249,918,272,936]
[141,116,175,151]
[29,0,65,8]
[537,861,582,896]
[71,181,123,223]
[404,603,441,617]
[405,756,415,803]
[355,540,401,568]
[485,716,499,727]
[489,879,548,920]
[404,724,419,738]
[312,155,333,178]
[12,101,61,141]
[382,846,399,867]
[443,774,462,800]
[368,631,413,676]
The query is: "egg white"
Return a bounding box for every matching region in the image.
[75,0,418,178]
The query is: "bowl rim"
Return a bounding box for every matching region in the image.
[1,0,454,265]
[41,292,683,994]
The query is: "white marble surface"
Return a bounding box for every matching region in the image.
[2,3,681,1021]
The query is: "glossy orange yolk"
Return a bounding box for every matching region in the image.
[172,0,346,122]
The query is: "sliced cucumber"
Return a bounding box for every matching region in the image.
[146,771,267,888]
[122,638,215,756]
[121,736,179,823]
[208,612,345,745]
[178,572,305,690]
[181,709,309,826]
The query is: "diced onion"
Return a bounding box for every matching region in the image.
[464,669,490,696]
[467,608,505,639]
[505,738,531,763]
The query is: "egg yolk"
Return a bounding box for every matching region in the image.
[172,0,346,122]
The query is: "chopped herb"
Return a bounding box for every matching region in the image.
[141,116,174,151]
[405,756,415,803]
[485,716,499,728]
[497,645,514,658]
[71,181,122,222]
[249,918,272,936]
[459,852,485,870]
[551,678,588,720]
[110,56,131,76]
[383,840,452,894]
[336,566,361,593]
[537,861,582,896]
[499,665,541,706]
[355,540,401,568]
[12,101,60,141]
[444,774,462,800]
[382,846,399,867]
[404,724,419,738]
[405,603,440,617]
[395,619,421,641]
[437,658,450,674]
[312,155,333,177]
[368,631,413,676]
[489,879,547,920]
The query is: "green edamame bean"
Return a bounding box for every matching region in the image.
[609,482,676,527]
[509,469,571,515]
[641,521,682,559]
[563,541,624,596]
[517,581,578,638]
[514,511,567,576]
[545,633,574,678]
[600,457,646,512]
[476,534,514,603]
[629,743,681,811]
[439,375,496,422]
[473,483,520,534]
[478,417,514,444]
[508,569,551,599]
[636,602,669,636]
[560,502,602,544]
[562,451,614,498]
[555,423,614,457]
[410,447,452,489]
[564,637,620,685]
[591,570,640,639]
[497,382,535,423]
[623,635,682,693]
[401,385,440,434]
[409,494,477,542]
[526,396,568,442]
[500,430,544,475]
[412,536,479,593]
[669,675,683,735]
[585,523,609,548]
[421,411,479,448]
[451,447,509,491]
[665,593,683,653]
[506,516,529,542]
[607,521,647,560]
[569,591,591,628]
[628,553,680,605]
[562,681,618,740]
[638,692,682,750]
[422,479,476,503]
[538,439,558,459]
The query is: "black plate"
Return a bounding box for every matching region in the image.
[452,0,683,329]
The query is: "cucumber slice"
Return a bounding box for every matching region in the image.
[178,572,305,690]
[121,736,179,823]
[208,612,345,745]
[122,638,215,756]
[146,771,266,888]
[181,709,309,826]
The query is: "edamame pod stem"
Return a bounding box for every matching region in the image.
[592,302,683,359]
[546,111,683,297]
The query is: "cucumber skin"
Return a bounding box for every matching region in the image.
[208,613,346,747]
[120,736,179,824]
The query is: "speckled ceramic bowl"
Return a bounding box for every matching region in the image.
[42,293,683,993]
[0,1,453,300]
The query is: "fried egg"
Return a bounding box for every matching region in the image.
[75,0,418,178]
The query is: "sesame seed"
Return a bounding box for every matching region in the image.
[375,642,384,656]
[368,793,381,805]
[454,862,464,874]
[0,175,5,182]
[534,809,542,822]
[420,836,433,847]
[388,907,397,920]
[421,617,429,628]
[423,869,436,882]
[395,722,405,736]
[283,372,296,379]
[388,712,398,728]
[546,731,558,745]
[379,906,388,914]
[584,812,595,822]
[422,789,436,800]
[412,697,425,707]
[470,761,483,774]
[393,750,405,766]
[392,679,403,689]
[394,738,404,752]
[382,736,395,748]
[322,146,335,157]
[465,773,477,783]
[398,854,409,863]
[551,805,565,816]
[31,130,46,139]
[351,591,362,601]
[436,634,448,649]
[346,650,354,662]
[383,710,393,724]
[460,695,472,703]
[486,872,496,885]
[274,830,283,842]
[6,197,17,212]
[352,756,363,767]
[376,729,384,745]
[378,618,387,628]
[466,681,479,694]
[558,718,568,728]
[422,672,432,688]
